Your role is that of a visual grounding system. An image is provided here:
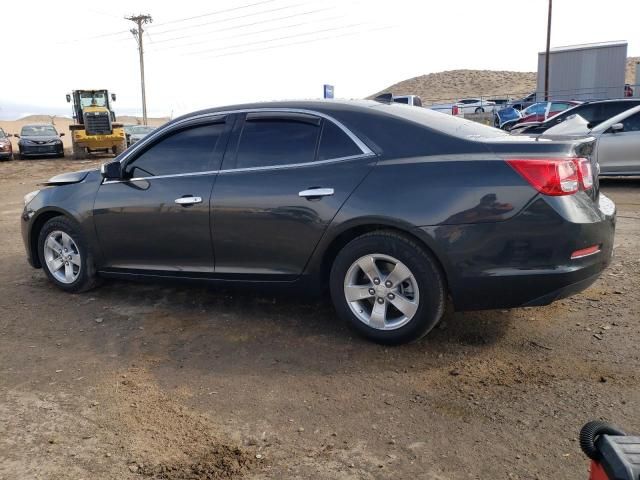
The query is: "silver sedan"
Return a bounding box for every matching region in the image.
[544,105,640,176]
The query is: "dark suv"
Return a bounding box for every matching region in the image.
[510,99,640,135]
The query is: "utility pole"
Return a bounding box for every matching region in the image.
[126,14,152,125]
[544,0,552,101]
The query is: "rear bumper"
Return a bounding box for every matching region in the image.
[420,192,616,310]
[0,151,12,159]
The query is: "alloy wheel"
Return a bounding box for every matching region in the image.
[343,254,420,330]
[43,230,81,284]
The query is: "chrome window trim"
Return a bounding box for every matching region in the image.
[102,153,374,184]
[115,107,375,170]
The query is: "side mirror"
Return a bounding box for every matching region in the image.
[6,134,12,138]
[14,134,20,138]
[59,132,65,137]
[610,123,624,133]
[66,94,71,103]
[100,161,122,180]
[111,93,116,102]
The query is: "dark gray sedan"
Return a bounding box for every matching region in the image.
[20,100,615,344]
[16,124,65,159]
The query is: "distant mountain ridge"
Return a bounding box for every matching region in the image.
[370,57,640,104]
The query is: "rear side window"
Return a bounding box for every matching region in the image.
[393,97,409,104]
[318,120,362,160]
[235,116,320,169]
[127,122,224,177]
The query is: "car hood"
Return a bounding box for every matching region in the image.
[41,169,96,186]
[20,135,61,142]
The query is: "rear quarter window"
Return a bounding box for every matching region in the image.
[317,120,362,160]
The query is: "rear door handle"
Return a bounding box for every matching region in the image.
[174,196,203,206]
[298,188,334,198]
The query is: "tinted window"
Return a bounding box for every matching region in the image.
[550,102,571,111]
[622,112,640,132]
[127,122,224,177]
[235,117,320,169]
[393,97,409,104]
[600,102,640,121]
[318,120,362,160]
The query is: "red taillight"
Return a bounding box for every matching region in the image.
[507,158,578,195]
[452,105,459,116]
[507,157,593,196]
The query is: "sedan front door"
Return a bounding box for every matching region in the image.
[93,116,231,273]
[596,111,640,175]
[211,111,375,279]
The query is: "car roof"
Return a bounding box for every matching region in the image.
[169,99,413,124]
[21,123,57,127]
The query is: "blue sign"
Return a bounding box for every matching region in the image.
[323,84,334,99]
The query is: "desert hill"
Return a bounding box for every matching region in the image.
[371,57,640,104]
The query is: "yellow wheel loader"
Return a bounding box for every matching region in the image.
[66,90,126,159]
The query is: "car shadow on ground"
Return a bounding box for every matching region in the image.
[74,278,514,377]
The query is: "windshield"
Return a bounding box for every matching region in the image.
[79,91,107,108]
[21,125,58,136]
[131,126,155,135]
[523,103,546,116]
[0,129,6,139]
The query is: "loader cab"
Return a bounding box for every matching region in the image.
[67,90,117,133]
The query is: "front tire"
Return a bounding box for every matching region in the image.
[38,216,100,293]
[330,231,446,345]
[475,107,484,113]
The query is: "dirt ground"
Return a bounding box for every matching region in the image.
[0,159,638,480]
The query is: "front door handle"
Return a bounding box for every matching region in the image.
[298,188,334,198]
[174,196,203,206]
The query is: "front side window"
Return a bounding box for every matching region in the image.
[235,116,320,169]
[126,122,224,177]
[621,112,640,132]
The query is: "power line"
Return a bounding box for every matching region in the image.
[148,2,312,37]
[203,25,392,60]
[184,22,364,57]
[147,13,341,53]
[152,0,278,27]
[146,6,333,48]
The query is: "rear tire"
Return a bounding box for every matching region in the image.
[330,231,446,345]
[475,107,484,113]
[37,216,100,293]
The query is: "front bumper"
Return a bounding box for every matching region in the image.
[421,192,616,310]
[0,151,12,159]
[20,144,63,156]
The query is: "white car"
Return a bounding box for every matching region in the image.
[454,98,496,114]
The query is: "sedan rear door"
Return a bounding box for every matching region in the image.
[210,111,375,279]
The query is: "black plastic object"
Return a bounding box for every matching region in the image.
[596,434,640,480]
[581,421,626,460]
[580,421,640,480]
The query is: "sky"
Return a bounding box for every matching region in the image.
[1,0,639,119]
